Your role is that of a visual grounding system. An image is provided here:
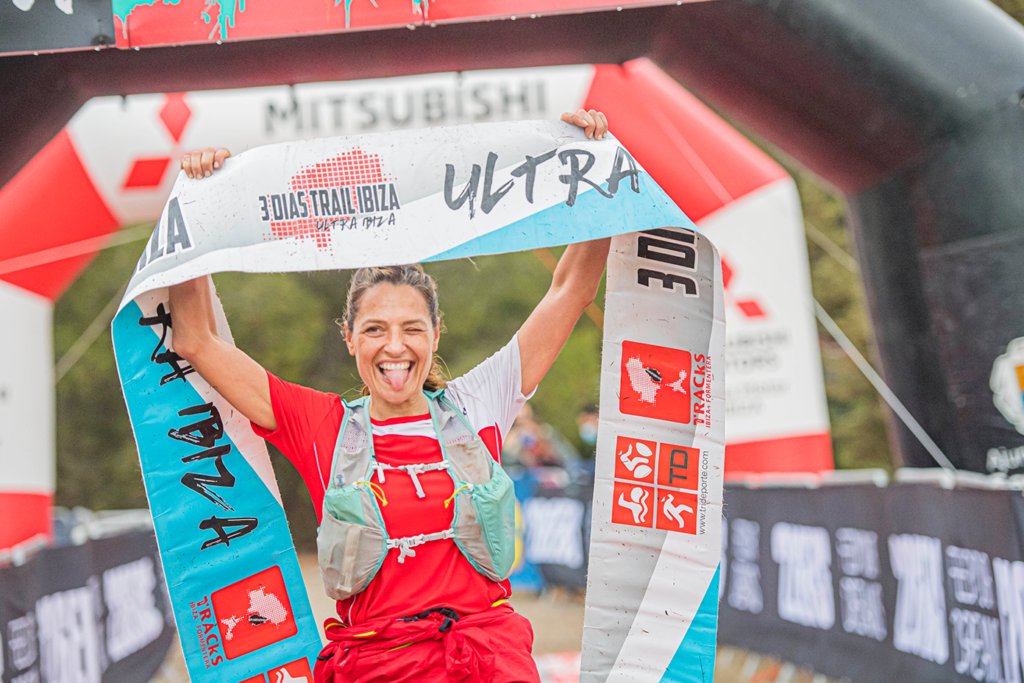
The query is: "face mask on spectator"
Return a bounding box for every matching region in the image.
[579,423,598,445]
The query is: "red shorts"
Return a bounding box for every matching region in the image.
[314,603,540,683]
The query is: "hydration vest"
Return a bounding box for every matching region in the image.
[317,390,517,601]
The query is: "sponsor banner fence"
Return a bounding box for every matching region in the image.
[0,530,174,683]
[718,474,1024,683]
[111,121,725,682]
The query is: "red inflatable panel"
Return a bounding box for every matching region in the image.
[0,130,119,301]
[584,59,787,223]
[725,432,834,475]
[0,492,52,550]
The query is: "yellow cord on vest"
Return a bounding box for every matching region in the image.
[444,485,471,509]
[356,481,388,506]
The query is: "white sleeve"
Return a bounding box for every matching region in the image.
[445,333,536,441]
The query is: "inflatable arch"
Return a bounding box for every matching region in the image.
[5,0,1024,474]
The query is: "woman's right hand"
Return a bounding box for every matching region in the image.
[181,147,232,179]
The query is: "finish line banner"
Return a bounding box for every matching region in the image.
[111,120,725,683]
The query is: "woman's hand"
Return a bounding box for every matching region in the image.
[560,109,609,140]
[181,147,232,179]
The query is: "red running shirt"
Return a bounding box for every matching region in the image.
[252,335,532,625]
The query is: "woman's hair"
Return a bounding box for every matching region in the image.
[341,264,446,395]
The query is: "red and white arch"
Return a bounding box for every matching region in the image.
[0,58,831,549]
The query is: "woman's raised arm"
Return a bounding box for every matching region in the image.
[168,277,277,431]
[517,109,611,395]
[517,237,611,397]
[170,146,275,430]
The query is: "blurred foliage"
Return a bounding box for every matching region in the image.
[990,0,1024,23]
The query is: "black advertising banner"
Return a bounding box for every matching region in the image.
[0,0,114,56]
[0,531,174,683]
[718,481,1024,683]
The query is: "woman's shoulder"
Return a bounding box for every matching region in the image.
[266,371,346,413]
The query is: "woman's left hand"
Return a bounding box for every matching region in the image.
[560,109,609,140]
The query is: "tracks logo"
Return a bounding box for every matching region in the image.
[991,337,1024,435]
[619,341,692,423]
[209,566,298,660]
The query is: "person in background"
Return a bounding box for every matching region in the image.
[576,403,599,460]
[503,402,579,469]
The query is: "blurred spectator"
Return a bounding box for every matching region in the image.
[504,402,579,468]
[576,403,599,460]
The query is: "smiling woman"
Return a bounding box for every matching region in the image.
[167,111,611,683]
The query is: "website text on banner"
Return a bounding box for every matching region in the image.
[111,121,725,682]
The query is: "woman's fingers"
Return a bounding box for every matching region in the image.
[213,147,231,170]
[200,148,216,177]
[180,147,232,179]
[189,150,204,179]
[559,109,608,140]
[593,110,609,140]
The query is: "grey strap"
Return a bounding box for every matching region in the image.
[386,529,454,563]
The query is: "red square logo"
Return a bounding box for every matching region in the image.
[655,490,698,535]
[619,341,692,423]
[656,444,700,491]
[239,676,265,683]
[614,436,657,484]
[211,566,298,660]
[267,658,313,683]
[611,481,655,528]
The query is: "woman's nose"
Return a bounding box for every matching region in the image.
[384,330,404,353]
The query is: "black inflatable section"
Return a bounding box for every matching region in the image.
[4,0,1024,470]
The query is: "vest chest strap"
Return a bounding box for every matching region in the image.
[386,529,455,564]
[374,461,451,498]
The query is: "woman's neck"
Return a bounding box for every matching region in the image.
[367,391,430,421]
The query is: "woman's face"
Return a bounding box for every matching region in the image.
[345,283,439,412]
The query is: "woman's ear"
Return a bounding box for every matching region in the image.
[432,325,440,353]
[344,326,356,355]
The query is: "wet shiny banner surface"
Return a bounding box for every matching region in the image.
[112,121,724,682]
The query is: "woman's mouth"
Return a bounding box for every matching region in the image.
[378,361,413,391]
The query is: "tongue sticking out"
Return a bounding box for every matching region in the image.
[383,366,410,391]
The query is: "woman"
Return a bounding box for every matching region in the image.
[171,109,610,683]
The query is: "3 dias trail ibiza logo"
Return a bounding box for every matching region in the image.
[618,340,710,426]
[255,149,402,252]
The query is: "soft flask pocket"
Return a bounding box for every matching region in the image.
[317,512,385,601]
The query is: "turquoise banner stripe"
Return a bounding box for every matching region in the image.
[660,566,720,683]
[425,174,695,262]
[114,300,321,681]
